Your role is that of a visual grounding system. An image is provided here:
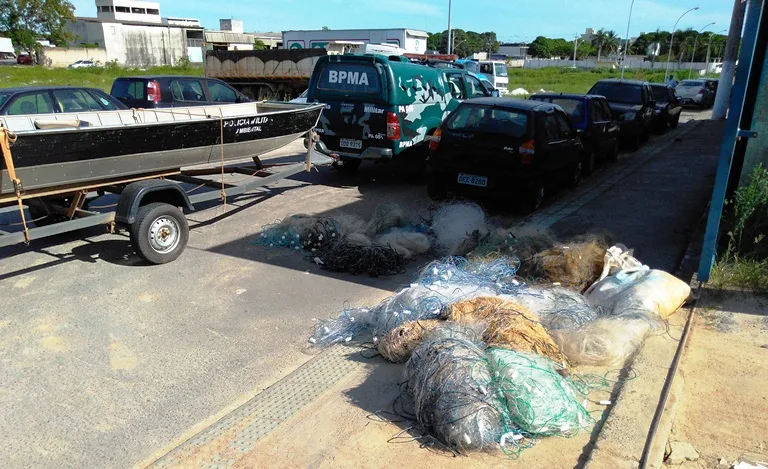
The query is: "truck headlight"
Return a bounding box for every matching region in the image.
[622,111,637,121]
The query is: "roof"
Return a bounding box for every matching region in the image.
[204,31,255,43]
[530,93,606,100]
[592,78,649,85]
[461,97,552,111]
[74,16,203,29]
[0,86,104,93]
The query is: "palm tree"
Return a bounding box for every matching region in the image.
[592,29,620,62]
[591,29,608,62]
[603,30,620,58]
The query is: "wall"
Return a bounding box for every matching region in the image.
[40,47,108,67]
[524,58,712,72]
[69,19,189,66]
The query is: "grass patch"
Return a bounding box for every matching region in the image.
[709,257,768,293]
[506,67,717,94]
[710,165,768,293]
[0,64,204,92]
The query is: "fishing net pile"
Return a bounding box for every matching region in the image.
[305,242,693,457]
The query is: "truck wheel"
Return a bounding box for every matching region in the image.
[239,87,257,101]
[332,158,361,175]
[130,202,189,265]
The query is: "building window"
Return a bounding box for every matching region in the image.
[115,6,130,13]
[146,8,159,15]
[132,7,146,13]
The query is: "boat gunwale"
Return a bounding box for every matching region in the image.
[0,102,325,136]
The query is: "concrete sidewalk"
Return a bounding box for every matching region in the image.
[138,119,725,468]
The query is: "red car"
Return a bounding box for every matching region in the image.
[16,53,34,65]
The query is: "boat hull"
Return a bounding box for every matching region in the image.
[1,103,322,195]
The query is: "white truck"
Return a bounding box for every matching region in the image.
[283,28,428,54]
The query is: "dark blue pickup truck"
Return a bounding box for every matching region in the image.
[530,93,620,175]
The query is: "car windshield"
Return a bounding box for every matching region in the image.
[679,80,704,87]
[651,86,670,102]
[494,63,508,77]
[590,83,642,104]
[533,97,585,121]
[446,104,528,138]
[0,92,10,108]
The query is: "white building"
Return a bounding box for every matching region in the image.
[282,29,428,54]
[95,0,162,24]
[219,19,243,34]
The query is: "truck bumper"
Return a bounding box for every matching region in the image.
[305,138,394,160]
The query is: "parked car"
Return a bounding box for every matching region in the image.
[0,86,127,115]
[426,98,583,211]
[68,59,98,69]
[16,53,34,65]
[675,79,715,108]
[649,83,683,131]
[306,55,495,174]
[529,93,620,175]
[110,76,248,109]
[588,79,655,150]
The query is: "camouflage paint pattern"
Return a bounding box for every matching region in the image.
[308,55,461,158]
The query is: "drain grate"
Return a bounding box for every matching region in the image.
[148,346,362,468]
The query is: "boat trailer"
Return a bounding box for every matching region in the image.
[0,128,334,264]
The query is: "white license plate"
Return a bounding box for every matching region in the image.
[339,138,363,150]
[457,173,488,187]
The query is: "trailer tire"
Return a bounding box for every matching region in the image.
[130,202,189,265]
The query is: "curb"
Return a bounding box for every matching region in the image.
[585,197,709,469]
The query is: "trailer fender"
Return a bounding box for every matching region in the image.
[115,180,194,225]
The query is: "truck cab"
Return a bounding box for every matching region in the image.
[307,54,492,173]
[478,61,509,95]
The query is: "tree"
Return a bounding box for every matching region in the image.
[0,0,75,52]
[528,36,554,58]
[321,26,330,31]
[253,39,268,50]
[427,32,443,52]
[592,29,620,62]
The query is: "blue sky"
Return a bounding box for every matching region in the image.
[71,0,733,41]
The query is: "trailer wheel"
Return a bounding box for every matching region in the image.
[130,202,189,264]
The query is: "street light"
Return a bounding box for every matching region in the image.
[665,7,700,80]
[447,0,452,54]
[705,29,728,71]
[620,0,636,79]
[688,22,715,78]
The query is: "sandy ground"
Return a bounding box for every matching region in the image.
[670,290,768,467]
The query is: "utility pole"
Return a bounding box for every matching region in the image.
[712,0,747,120]
[572,37,579,67]
[447,0,452,55]
[620,0,636,80]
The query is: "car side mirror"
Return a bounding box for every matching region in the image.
[491,89,500,97]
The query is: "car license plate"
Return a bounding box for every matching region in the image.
[457,173,488,187]
[339,138,362,150]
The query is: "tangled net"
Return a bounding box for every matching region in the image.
[314,236,406,277]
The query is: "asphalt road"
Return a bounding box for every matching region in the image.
[0,109,713,469]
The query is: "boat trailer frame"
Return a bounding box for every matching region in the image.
[0,130,334,257]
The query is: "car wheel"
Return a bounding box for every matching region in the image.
[626,134,641,152]
[426,175,448,200]
[570,161,583,186]
[670,115,680,129]
[523,184,545,213]
[607,140,620,162]
[332,158,361,175]
[641,126,651,142]
[581,150,595,176]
